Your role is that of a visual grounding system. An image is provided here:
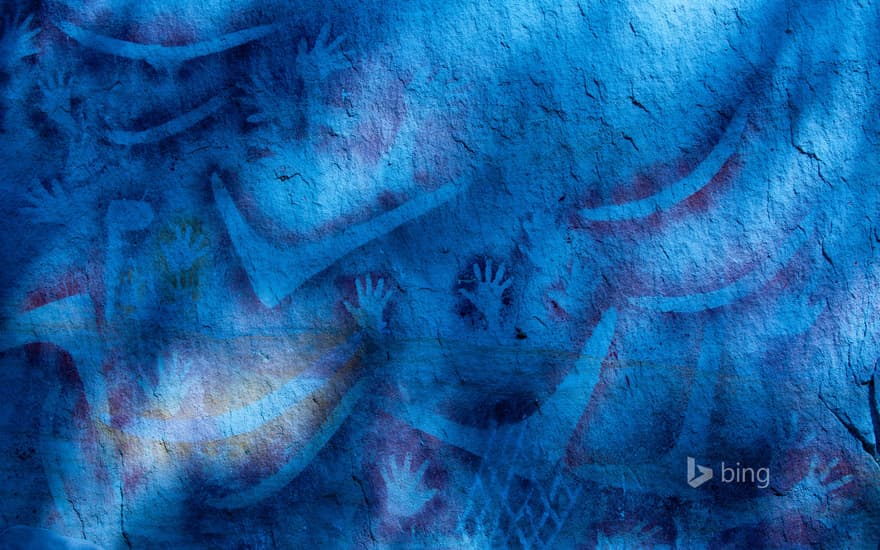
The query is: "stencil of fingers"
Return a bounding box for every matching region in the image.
[459,259,513,330]
[139,352,197,416]
[788,454,855,523]
[160,224,209,288]
[380,453,437,520]
[784,411,818,449]
[0,12,39,70]
[296,23,349,84]
[597,522,663,550]
[22,179,69,224]
[38,70,78,130]
[344,276,393,334]
[241,70,276,125]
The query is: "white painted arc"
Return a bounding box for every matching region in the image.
[625,215,812,313]
[206,378,368,509]
[0,293,364,444]
[105,94,227,145]
[116,335,362,442]
[578,96,752,222]
[57,21,279,66]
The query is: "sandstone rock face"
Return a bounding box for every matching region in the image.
[0,0,878,547]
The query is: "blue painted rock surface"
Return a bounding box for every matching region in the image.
[0,0,878,548]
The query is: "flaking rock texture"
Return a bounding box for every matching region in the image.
[0,0,878,547]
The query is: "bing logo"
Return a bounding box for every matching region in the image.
[687,456,714,488]
[687,457,770,489]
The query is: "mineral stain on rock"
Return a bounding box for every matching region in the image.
[0,0,878,547]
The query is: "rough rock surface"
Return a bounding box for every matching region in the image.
[0,0,878,547]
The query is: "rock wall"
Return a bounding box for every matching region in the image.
[0,0,878,547]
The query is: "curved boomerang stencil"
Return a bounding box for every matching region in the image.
[105,94,227,145]
[57,21,279,67]
[5,1,875,543]
[625,216,813,313]
[384,307,618,477]
[40,385,121,548]
[1,293,108,422]
[207,378,369,509]
[665,324,721,458]
[39,385,83,539]
[117,336,361,442]
[579,96,752,222]
[213,173,469,308]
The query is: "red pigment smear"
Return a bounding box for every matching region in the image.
[624,175,807,300]
[541,265,590,323]
[610,157,691,205]
[23,271,89,312]
[312,184,418,238]
[313,59,405,167]
[676,154,742,216]
[324,69,357,110]
[351,117,397,166]
[357,77,405,165]
[579,155,695,211]
[105,352,139,429]
[609,261,654,299]
[71,391,96,434]
[234,436,290,486]
[107,394,131,430]
[545,296,571,323]
[123,467,147,495]
[411,117,467,191]
[575,153,742,241]
[612,171,664,204]
[555,303,620,464]
[772,512,822,547]
[226,372,363,487]
[375,189,407,210]
[737,242,813,307]
[21,259,104,325]
[743,110,766,140]
[769,452,858,542]
[568,203,667,236]
[574,161,746,299]
[24,344,82,388]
